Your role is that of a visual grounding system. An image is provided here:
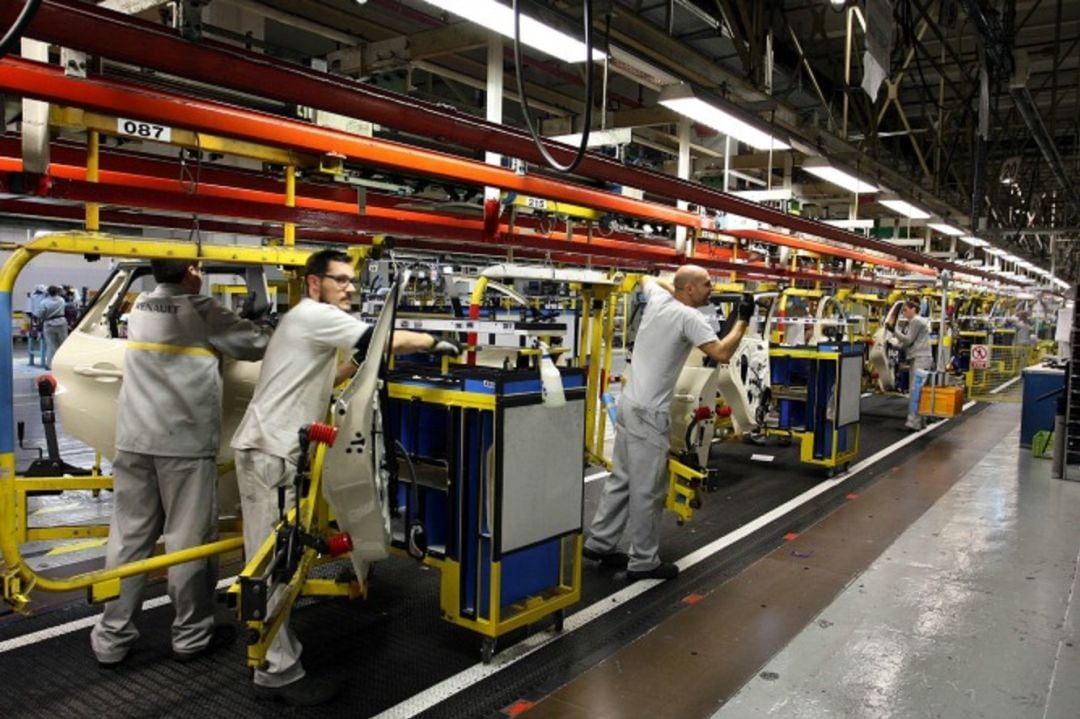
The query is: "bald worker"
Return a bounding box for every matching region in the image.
[584,266,753,580]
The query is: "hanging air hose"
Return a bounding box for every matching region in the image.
[0,0,42,59]
[512,0,594,173]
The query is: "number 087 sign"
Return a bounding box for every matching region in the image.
[117,118,171,143]
[970,344,990,370]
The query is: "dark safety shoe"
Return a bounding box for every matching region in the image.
[171,623,237,663]
[627,562,679,581]
[582,546,630,568]
[254,674,340,707]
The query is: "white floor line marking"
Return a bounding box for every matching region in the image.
[0,576,237,654]
[584,470,611,484]
[373,402,976,718]
[989,374,1022,395]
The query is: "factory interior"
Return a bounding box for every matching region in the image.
[0,0,1079,717]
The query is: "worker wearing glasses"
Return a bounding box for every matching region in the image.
[231,248,460,706]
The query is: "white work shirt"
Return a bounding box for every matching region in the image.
[231,298,370,462]
[623,282,717,413]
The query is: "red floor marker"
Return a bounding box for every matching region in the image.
[504,699,536,716]
[683,593,705,605]
[846,493,859,500]
[783,532,799,541]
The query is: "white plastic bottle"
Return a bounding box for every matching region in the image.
[537,341,566,408]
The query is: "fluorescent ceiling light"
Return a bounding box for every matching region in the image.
[928,222,964,236]
[984,247,1006,256]
[825,219,875,229]
[958,235,989,247]
[879,197,930,219]
[802,157,880,194]
[658,84,790,151]
[420,0,604,62]
[731,188,794,202]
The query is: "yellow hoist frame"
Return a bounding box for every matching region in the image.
[0,233,312,613]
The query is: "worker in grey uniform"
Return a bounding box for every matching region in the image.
[583,265,752,581]
[40,285,69,370]
[91,259,272,667]
[888,298,933,430]
[231,248,461,706]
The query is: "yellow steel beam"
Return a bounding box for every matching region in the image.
[19,232,313,267]
[501,192,603,221]
[387,383,496,411]
[50,106,319,168]
[86,129,100,231]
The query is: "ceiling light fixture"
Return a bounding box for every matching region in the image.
[958,235,989,247]
[927,221,964,236]
[658,83,790,151]
[802,157,880,194]
[879,195,930,219]
[420,0,604,63]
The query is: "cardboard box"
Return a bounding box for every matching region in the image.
[918,385,965,417]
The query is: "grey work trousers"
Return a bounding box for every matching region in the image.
[586,396,670,573]
[90,451,218,663]
[43,323,67,370]
[235,448,305,688]
[907,356,934,429]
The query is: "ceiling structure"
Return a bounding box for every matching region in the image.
[2,0,1077,287]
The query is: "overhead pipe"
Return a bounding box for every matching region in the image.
[9,0,1004,282]
[958,0,1080,223]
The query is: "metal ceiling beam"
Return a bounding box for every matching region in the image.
[8,0,1004,280]
[958,0,1080,226]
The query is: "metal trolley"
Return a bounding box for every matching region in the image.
[387,364,587,662]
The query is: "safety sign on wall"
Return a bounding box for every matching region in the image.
[970,344,989,370]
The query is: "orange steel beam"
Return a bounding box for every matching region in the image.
[0,57,703,232]
[727,228,937,276]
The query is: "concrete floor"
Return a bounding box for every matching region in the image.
[714,427,1080,719]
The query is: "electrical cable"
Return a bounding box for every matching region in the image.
[0,0,42,59]
[511,0,594,173]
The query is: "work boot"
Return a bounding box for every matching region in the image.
[171,624,237,663]
[582,546,630,568]
[254,674,340,707]
[627,562,679,581]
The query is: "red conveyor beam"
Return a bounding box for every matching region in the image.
[727,228,936,276]
[0,57,702,232]
[8,0,1003,283]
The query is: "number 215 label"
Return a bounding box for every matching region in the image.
[117,118,172,143]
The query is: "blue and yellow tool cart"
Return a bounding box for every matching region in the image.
[769,341,865,475]
[386,364,587,661]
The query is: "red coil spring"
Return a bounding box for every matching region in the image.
[306,422,338,447]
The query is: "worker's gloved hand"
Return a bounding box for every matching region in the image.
[239,291,270,322]
[886,335,900,348]
[736,293,755,322]
[429,337,462,357]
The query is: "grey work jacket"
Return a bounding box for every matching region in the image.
[115,283,270,458]
[895,314,933,362]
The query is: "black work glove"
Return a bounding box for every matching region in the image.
[736,293,755,322]
[430,337,462,357]
[239,291,269,322]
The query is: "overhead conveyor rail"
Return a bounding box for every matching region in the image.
[2,0,1008,284]
[0,59,939,286]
